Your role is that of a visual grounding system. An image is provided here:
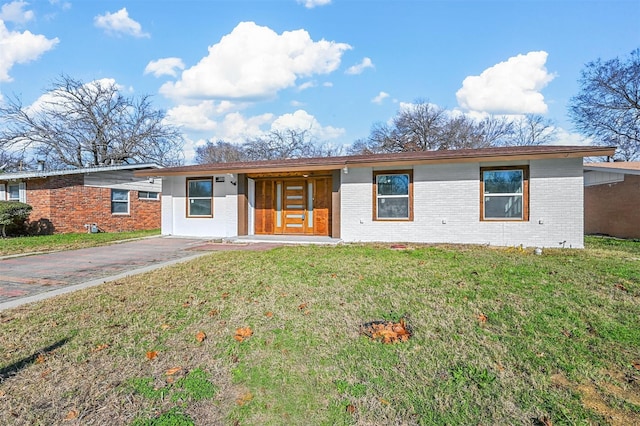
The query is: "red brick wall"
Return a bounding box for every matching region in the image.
[585,174,640,239]
[21,175,160,234]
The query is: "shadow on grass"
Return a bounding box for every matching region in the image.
[0,337,71,382]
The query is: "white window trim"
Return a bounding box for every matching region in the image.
[138,191,160,200]
[187,178,213,218]
[373,171,413,221]
[111,189,130,215]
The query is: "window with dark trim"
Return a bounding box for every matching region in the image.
[111,189,130,214]
[373,170,413,221]
[480,166,529,221]
[187,178,213,217]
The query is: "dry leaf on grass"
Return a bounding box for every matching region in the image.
[236,392,253,405]
[632,361,640,371]
[64,410,79,420]
[298,303,307,310]
[91,344,109,353]
[362,319,412,344]
[146,351,158,360]
[265,311,273,317]
[165,367,181,376]
[160,323,171,330]
[477,313,488,323]
[346,404,356,414]
[208,309,218,317]
[234,327,253,342]
[35,354,46,364]
[196,331,207,342]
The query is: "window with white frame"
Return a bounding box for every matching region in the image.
[138,191,160,200]
[7,183,20,201]
[373,170,413,220]
[480,166,529,221]
[111,189,130,214]
[187,178,213,217]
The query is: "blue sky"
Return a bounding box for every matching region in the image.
[1,0,639,163]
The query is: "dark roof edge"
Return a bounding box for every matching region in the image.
[136,146,616,177]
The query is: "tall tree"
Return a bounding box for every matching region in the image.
[195,140,247,164]
[569,49,640,160]
[503,114,557,147]
[349,100,513,154]
[0,74,184,169]
[0,150,25,173]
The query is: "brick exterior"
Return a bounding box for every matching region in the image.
[585,174,640,239]
[7,174,160,234]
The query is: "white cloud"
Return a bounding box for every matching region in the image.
[94,8,149,38]
[270,109,345,140]
[297,0,331,8]
[297,81,316,91]
[549,127,593,146]
[144,57,185,77]
[345,57,374,75]
[456,51,555,115]
[160,21,351,100]
[0,20,59,82]
[372,91,389,104]
[0,1,34,23]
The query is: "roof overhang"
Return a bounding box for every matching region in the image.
[0,163,161,182]
[135,146,616,178]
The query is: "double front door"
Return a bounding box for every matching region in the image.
[254,177,331,236]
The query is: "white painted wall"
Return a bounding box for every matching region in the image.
[340,158,585,248]
[161,174,238,238]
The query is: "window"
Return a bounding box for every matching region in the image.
[187,178,213,217]
[373,170,413,220]
[111,189,130,214]
[7,183,19,201]
[480,166,529,221]
[138,191,160,200]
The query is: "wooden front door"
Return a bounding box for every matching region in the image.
[283,180,306,234]
[254,176,331,236]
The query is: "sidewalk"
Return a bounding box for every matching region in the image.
[0,237,283,311]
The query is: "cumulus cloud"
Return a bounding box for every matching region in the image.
[270,109,345,140]
[346,57,374,75]
[160,21,351,100]
[297,0,331,8]
[0,20,59,82]
[144,57,185,77]
[94,8,149,38]
[0,1,34,23]
[372,91,389,104]
[456,51,555,115]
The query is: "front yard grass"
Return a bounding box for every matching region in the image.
[0,238,638,425]
[0,229,161,257]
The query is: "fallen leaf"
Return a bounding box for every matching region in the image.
[160,324,171,330]
[304,310,311,315]
[346,404,356,414]
[196,331,207,342]
[0,390,5,398]
[265,311,273,318]
[539,415,553,426]
[40,369,52,378]
[233,335,244,342]
[298,303,307,310]
[234,327,253,342]
[182,302,191,308]
[378,398,390,405]
[221,292,230,299]
[165,367,181,376]
[236,392,253,405]
[331,274,337,278]
[146,351,158,360]
[477,313,488,323]
[35,354,46,364]
[64,410,79,420]
[208,309,218,317]
[91,344,109,353]
[632,361,640,371]
[615,283,628,292]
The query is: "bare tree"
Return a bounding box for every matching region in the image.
[0,150,25,172]
[503,114,557,146]
[349,100,514,154]
[195,140,247,164]
[0,74,184,169]
[569,49,640,160]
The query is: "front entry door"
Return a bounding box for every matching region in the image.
[283,180,306,234]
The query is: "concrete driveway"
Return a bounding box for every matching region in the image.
[0,236,283,311]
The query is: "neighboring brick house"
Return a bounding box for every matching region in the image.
[0,164,162,234]
[135,145,615,248]
[584,162,640,239]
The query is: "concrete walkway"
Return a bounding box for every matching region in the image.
[0,237,284,311]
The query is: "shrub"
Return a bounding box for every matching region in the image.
[0,201,32,237]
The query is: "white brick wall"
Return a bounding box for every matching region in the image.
[340,158,585,248]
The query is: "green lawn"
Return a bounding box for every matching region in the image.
[0,238,638,425]
[0,229,161,257]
